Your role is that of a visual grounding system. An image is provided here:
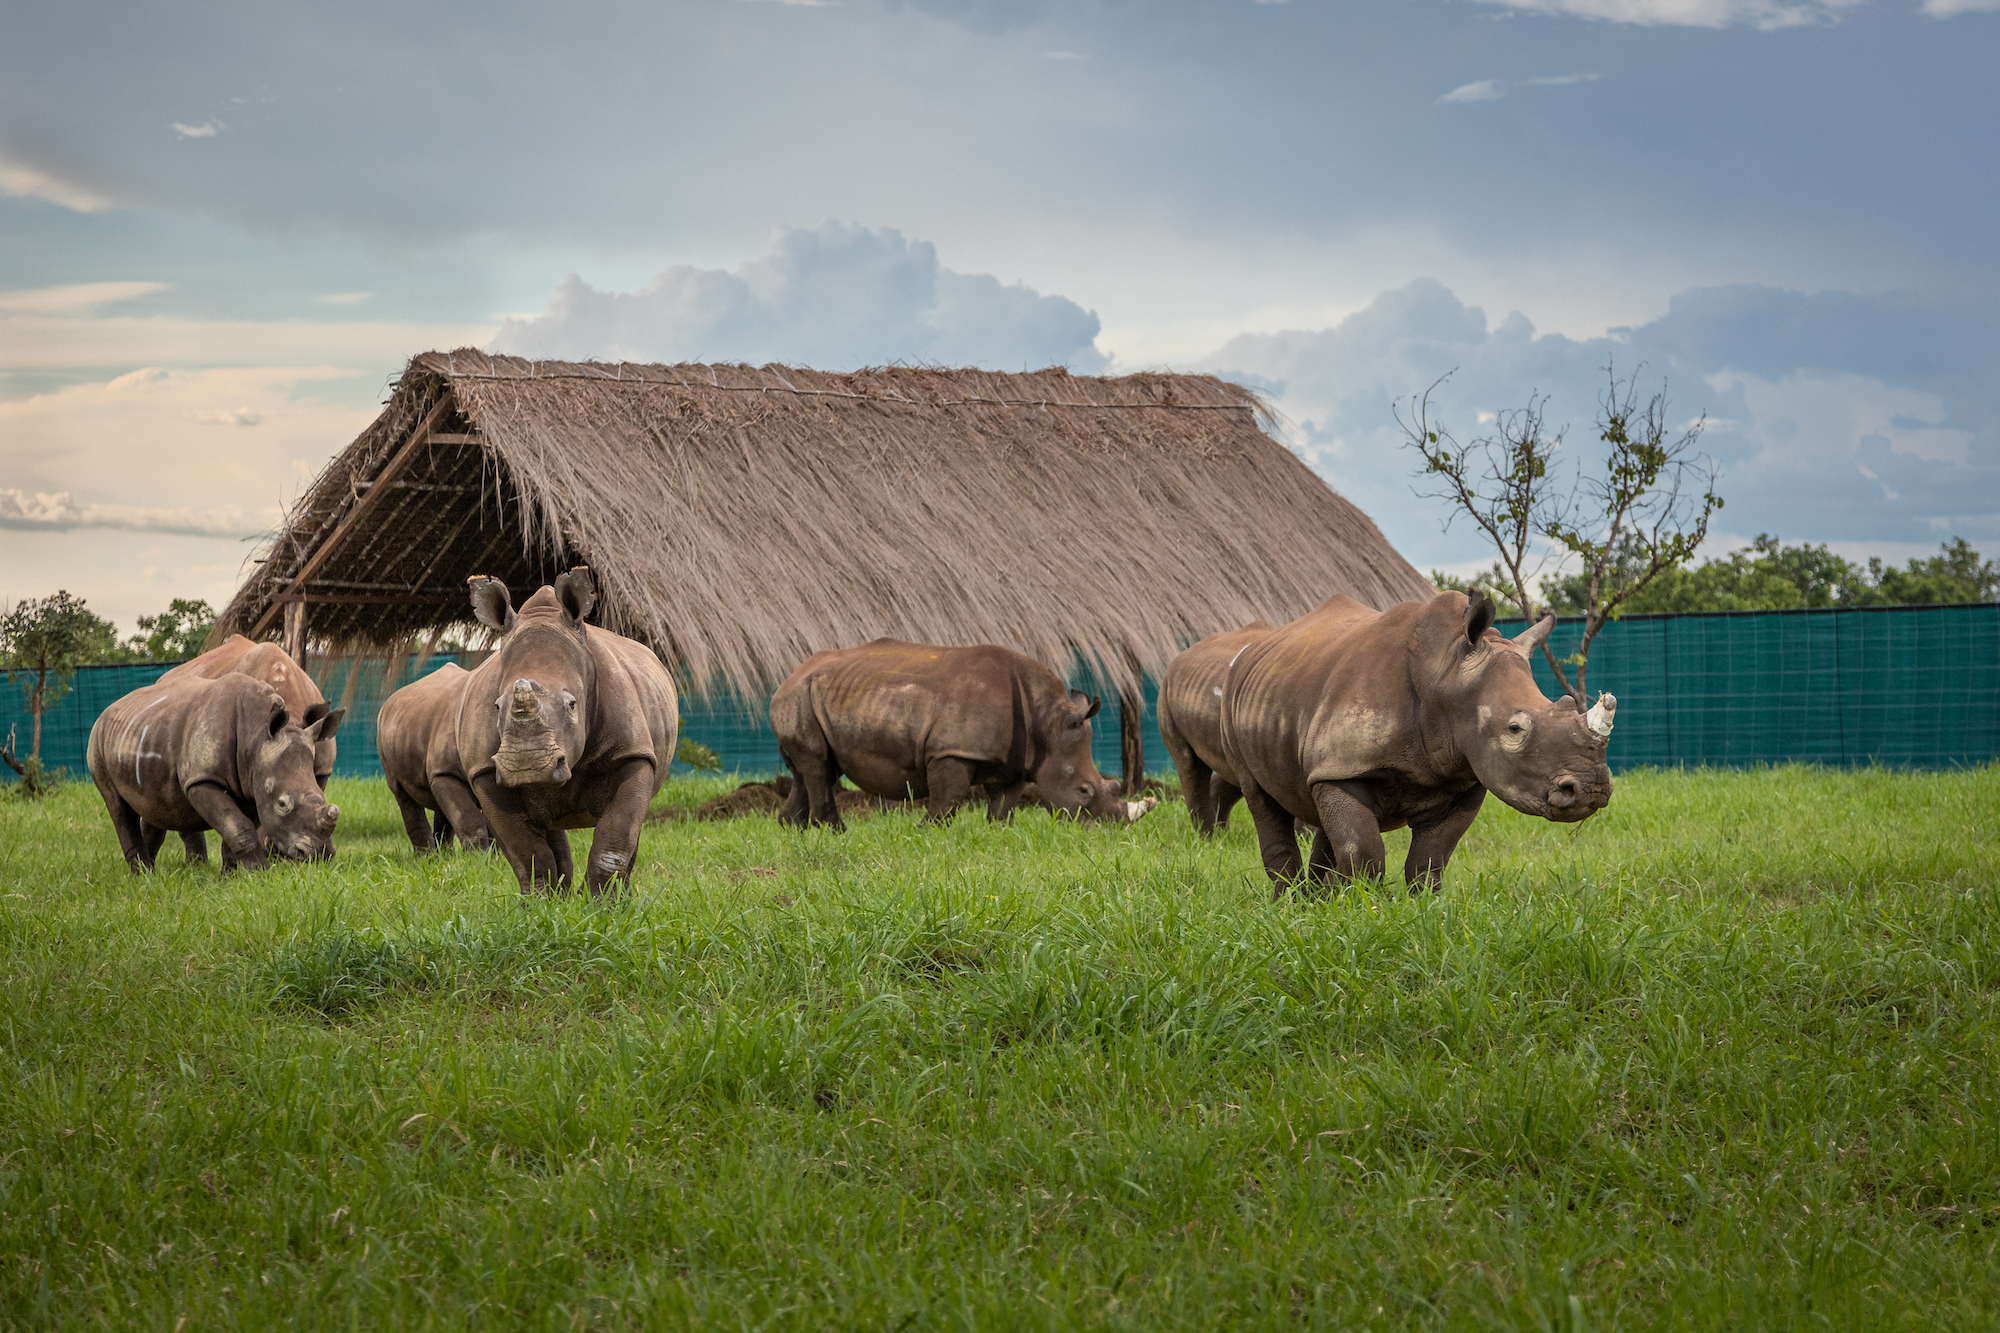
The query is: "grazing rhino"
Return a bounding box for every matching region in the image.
[1157,620,1276,836]
[458,569,678,895]
[377,663,491,853]
[87,674,341,872]
[769,638,1153,829]
[1221,591,1614,895]
[158,636,344,862]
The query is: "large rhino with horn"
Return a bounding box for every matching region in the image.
[1221,591,1615,894]
[157,636,343,861]
[770,639,1153,830]
[87,674,341,871]
[377,663,491,853]
[1157,620,1277,837]
[457,569,678,895]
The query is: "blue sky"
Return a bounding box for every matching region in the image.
[2,0,1995,625]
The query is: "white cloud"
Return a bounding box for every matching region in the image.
[492,222,1109,372]
[0,156,117,212]
[185,406,265,427]
[317,292,373,306]
[1922,0,2000,13]
[0,367,376,523]
[0,310,491,370]
[0,282,168,315]
[0,488,276,538]
[1468,0,1861,28]
[1523,73,1603,86]
[171,120,222,138]
[1440,79,1507,104]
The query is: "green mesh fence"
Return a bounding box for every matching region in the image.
[10,604,1990,787]
[1494,603,1999,769]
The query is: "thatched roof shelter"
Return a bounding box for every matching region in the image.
[220,350,1433,703]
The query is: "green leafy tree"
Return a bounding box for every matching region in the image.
[0,591,119,768]
[1403,365,1722,704]
[1544,534,1994,614]
[1861,538,1999,606]
[130,598,216,660]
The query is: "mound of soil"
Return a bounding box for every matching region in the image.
[652,775,1168,824]
[650,776,919,824]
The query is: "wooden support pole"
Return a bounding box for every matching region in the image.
[248,391,457,640]
[282,600,309,669]
[1120,685,1146,796]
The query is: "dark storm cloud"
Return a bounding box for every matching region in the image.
[491,223,1108,371]
[3,0,1996,296]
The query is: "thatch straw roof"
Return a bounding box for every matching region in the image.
[219,350,1433,698]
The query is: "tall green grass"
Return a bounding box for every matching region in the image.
[2,765,1996,1329]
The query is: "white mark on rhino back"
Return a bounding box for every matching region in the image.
[1212,686,1223,697]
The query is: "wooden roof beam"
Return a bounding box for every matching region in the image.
[247,391,457,640]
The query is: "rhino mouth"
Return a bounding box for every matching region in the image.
[1542,774,1611,822]
[495,744,573,787]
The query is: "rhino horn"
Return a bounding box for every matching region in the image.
[511,679,537,720]
[1512,612,1555,654]
[1586,693,1617,737]
[322,805,340,830]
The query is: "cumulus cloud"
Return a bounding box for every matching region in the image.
[1921,0,2000,12]
[1468,0,1861,27]
[492,223,1109,372]
[1198,279,2000,559]
[0,488,275,538]
[171,120,222,138]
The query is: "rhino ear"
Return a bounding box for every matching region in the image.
[1463,591,1495,648]
[267,697,290,738]
[307,705,346,742]
[554,566,596,624]
[1067,690,1102,723]
[467,576,515,632]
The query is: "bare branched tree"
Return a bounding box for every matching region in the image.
[1398,363,1724,706]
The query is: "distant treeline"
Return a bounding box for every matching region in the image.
[1438,536,1998,618]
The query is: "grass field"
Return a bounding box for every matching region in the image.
[2,764,1997,1330]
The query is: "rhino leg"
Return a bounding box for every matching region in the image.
[1160,715,1216,837]
[1404,787,1486,894]
[97,783,154,873]
[778,775,810,828]
[180,830,209,864]
[186,781,269,872]
[1308,781,1387,887]
[550,829,574,886]
[582,756,654,898]
[431,775,490,851]
[1240,778,1305,895]
[985,780,1029,823]
[139,820,169,866]
[431,809,455,851]
[475,776,564,891]
[922,757,974,824]
[1212,780,1244,835]
[389,781,437,853]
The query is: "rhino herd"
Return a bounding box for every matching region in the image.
[87,568,1616,897]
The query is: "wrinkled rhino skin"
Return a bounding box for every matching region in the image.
[1222,591,1612,895]
[377,663,490,853]
[1158,621,1275,836]
[159,636,343,862]
[458,570,678,896]
[769,638,1129,830]
[87,674,341,872]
